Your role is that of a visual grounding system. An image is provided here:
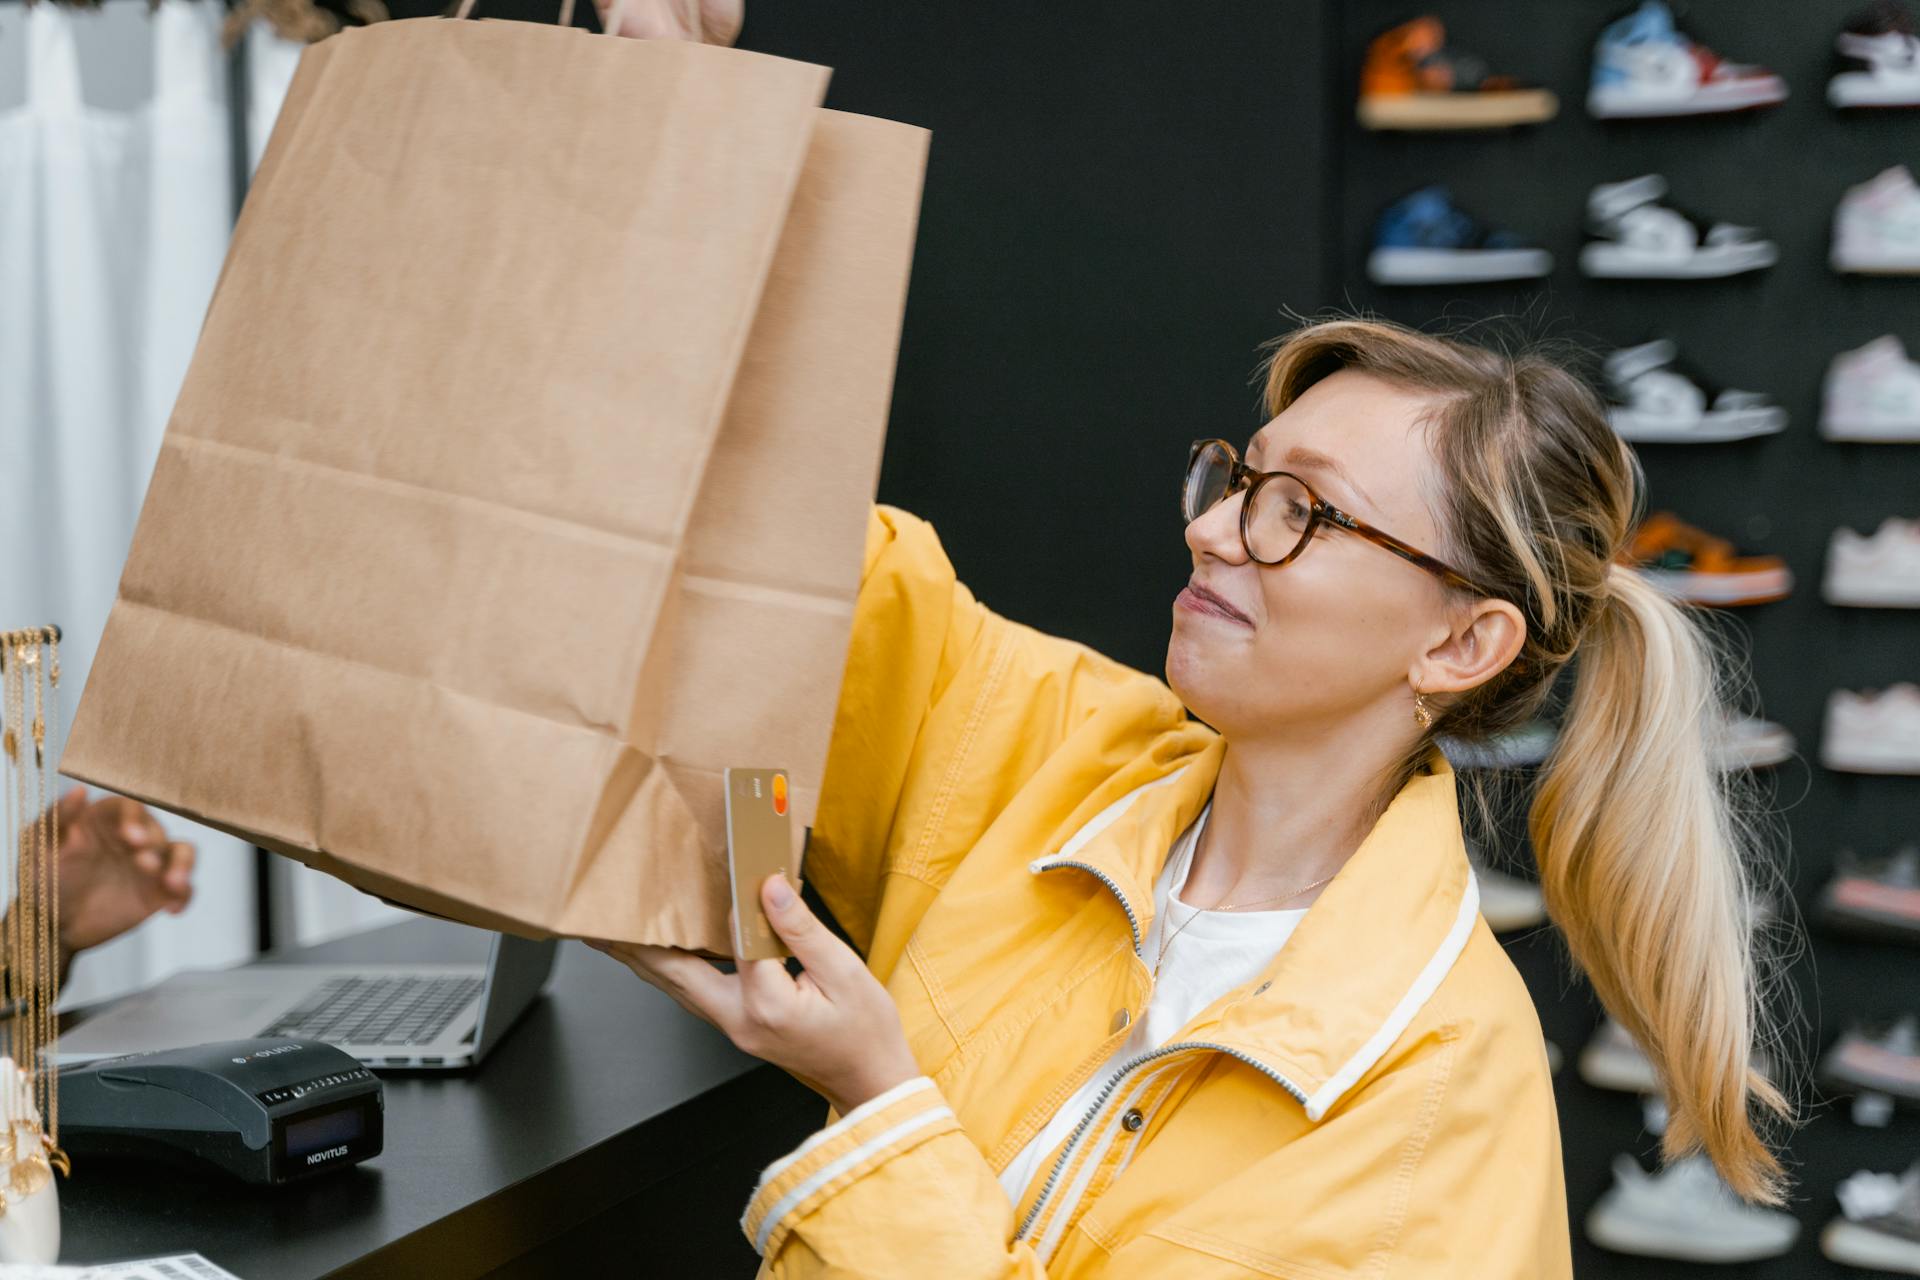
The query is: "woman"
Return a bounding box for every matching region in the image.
[592,317,1794,1277]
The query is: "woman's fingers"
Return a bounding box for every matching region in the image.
[757,873,861,992]
[591,939,740,1031]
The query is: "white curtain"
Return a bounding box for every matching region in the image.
[0,0,399,1007]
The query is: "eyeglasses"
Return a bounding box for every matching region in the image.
[1182,438,1494,597]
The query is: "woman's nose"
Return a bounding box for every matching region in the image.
[1184,489,1249,564]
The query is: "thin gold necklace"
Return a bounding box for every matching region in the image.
[1152,822,1337,980]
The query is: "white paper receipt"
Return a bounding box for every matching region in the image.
[0,1254,243,1279]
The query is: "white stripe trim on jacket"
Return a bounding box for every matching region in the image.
[1303,867,1481,1121]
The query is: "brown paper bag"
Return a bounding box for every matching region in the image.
[63,17,928,954]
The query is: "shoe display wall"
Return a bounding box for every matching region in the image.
[1333,3,1919,1273]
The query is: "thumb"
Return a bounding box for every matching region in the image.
[54,786,88,830]
[759,873,848,978]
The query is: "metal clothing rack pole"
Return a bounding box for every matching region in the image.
[220,25,277,955]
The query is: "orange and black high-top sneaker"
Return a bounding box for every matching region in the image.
[1358,16,1558,130]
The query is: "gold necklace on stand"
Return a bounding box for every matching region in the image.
[0,625,71,1213]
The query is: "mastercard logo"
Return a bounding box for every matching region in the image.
[771,772,788,816]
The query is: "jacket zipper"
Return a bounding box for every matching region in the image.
[1033,858,1143,956]
[1012,1040,1308,1243]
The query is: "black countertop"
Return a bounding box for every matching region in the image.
[54,918,820,1278]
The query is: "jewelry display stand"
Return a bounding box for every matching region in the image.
[0,626,70,1264]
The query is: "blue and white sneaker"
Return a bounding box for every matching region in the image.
[1366,186,1552,285]
[1589,1,1789,118]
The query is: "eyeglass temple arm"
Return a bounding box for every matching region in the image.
[1326,508,1488,596]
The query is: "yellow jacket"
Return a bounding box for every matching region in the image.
[742,505,1572,1278]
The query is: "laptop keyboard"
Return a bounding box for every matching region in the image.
[261,975,483,1047]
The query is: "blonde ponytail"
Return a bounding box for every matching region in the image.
[1262,315,1801,1206]
[1532,566,1791,1205]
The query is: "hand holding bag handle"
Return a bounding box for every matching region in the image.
[450,0,716,44]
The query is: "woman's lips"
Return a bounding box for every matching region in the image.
[1177,581,1252,625]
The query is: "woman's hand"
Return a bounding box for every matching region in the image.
[593,0,742,45]
[588,872,921,1116]
[39,788,194,976]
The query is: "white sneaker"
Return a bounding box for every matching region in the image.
[1467,844,1546,932]
[1604,339,1786,442]
[1587,1153,1800,1262]
[1823,1163,1920,1275]
[1831,10,1920,108]
[1827,518,1920,607]
[1824,684,1920,773]
[1833,166,1920,273]
[1582,175,1777,278]
[1579,1017,1661,1093]
[1439,720,1556,768]
[1823,335,1920,440]
[1714,714,1796,770]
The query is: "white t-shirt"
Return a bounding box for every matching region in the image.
[997,796,1310,1209]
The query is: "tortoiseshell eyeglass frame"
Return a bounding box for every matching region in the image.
[1184,438,1498,599]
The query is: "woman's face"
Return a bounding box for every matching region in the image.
[1165,368,1460,741]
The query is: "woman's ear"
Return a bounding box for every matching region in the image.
[1413,598,1526,697]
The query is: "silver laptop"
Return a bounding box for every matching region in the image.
[55,933,557,1070]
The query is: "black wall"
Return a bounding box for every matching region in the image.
[741,3,1334,672]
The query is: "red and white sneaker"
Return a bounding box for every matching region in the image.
[1589,2,1788,119]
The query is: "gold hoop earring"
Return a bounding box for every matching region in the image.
[1412,689,1434,730]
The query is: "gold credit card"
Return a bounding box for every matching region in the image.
[725,767,800,961]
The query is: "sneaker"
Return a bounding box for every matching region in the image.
[1823,1015,1920,1103]
[1819,846,1920,943]
[1580,1017,1662,1093]
[1589,2,1789,119]
[1468,843,1546,932]
[1830,0,1920,108]
[1629,512,1794,606]
[1824,685,1920,773]
[1823,1163,1920,1274]
[1714,714,1796,770]
[1439,720,1557,768]
[1366,186,1554,284]
[1581,175,1778,278]
[1447,714,1789,769]
[1833,166,1920,272]
[1358,17,1559,130]
[1823,335,1920,440]
[1827,518,1920,606]
[1587,1153,1800,1261]
[1604,339,1787,443]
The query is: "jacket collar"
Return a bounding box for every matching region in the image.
[1027,734,1480,1122]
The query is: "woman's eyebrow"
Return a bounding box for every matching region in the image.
[1247,432,1374,512]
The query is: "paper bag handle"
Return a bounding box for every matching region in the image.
[450,0,706,44]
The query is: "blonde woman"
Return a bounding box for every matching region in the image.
[592,317,1794,1277]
